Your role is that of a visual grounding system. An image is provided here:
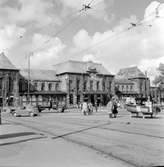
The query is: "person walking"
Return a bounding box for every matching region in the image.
[112,100,118,118]
[107,100,113,118]
[82,101,88,115]
[95,102,98,112]
[88,102,93,115]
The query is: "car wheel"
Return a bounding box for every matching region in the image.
[30,112,34,117]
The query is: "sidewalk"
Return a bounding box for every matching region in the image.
[0,122,45,146]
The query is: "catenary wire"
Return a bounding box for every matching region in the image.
[71,4,164,56]
[32,0,99,53]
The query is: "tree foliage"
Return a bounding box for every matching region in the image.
[153,63,164,85]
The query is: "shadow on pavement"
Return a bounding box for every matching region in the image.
[0,132,36,139]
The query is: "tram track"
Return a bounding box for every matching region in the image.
[4,118,138,167]
[4,117,164,167]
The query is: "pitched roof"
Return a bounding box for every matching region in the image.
[116,66,146,79]
[53,60,113,75]
[0,52,18,70]
[114,78,135,84]
[20,69,59,81]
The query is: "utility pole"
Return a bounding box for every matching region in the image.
[27,52,33,104]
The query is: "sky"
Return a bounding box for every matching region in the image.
[0,0,164,83]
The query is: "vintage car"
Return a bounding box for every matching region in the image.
[37,104,58,112]
[126,103,161,118]
[11,105,39,117]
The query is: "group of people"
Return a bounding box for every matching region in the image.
[80,97,119,118]
[107,98,119,118]
[81,101,94,115]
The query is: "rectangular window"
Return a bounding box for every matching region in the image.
[69,94,73,104]
[41,82,45,91]
[102,81,105,91]
[76,79,80,91]
[122,85,124,91]
[90,80,93,91]
[130,85,133,91]
[48,83,52,91]
[0,78,2,90]
[97,81,100,91]
[83,81,87,91]
[126,85,128,91]
[68,80,72,92]
[34,83,37,90]
[55,83,59,91]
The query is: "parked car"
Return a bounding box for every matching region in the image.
[37,103,58,112]
[12,105,39,117]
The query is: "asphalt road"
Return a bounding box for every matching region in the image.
[1,109,164,167]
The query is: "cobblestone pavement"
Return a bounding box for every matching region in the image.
[1,108,164,167]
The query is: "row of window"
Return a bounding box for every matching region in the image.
[69,79,108,92]
[117,84,133,92]
[0,77,13,93]
[35,82,59,91]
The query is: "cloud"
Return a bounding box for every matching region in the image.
[0,0,61,28]
[138,57,164,82]
[71,1,164,83]
[30,33,66,69]
[0,25,26,51]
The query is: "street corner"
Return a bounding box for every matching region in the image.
[0,123,46,147]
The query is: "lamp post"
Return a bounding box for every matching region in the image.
[65,75,69,107]
[27,52,33,104]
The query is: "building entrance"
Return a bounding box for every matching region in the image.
[90,94,95,106]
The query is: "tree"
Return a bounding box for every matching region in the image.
[153,63,164,85]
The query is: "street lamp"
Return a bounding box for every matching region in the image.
[26,52,33,104]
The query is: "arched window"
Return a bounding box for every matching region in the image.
[83,81,87,91]
[102,81,105,91]
[55,83,59,91]
[48,83,52,91]
[76,79,80,91]
[9,76,13,93]
[122,85,124,91]
[41,82,45,91]
[126,85,128,91]
[97,81,100,91]
[130,85,133,91]
[90,80,93,91]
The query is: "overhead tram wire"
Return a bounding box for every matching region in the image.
[72,3,164,56]
[32,14,82,53]
[32,1,97,53]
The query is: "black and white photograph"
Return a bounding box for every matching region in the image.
[0,0,164,166]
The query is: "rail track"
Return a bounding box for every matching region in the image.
[4,116,164,167]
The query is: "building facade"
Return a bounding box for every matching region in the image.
[19,69,66,107]
[115,66,150,100]
[1,53,154,108]
[53,60,115,107]
[0,55,114,107]
[150,83,164,104]
[0,53,19,107]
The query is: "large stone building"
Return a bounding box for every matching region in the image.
[150,83,164,104]
[0,53,114,107]
[0,52,19,107]
[53,60,115,107]
[19,69,66,107]
[1,53,153,107]
[115,66,150,100]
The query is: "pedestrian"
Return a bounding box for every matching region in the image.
[107,100,113,118]
[112,100,118,118]
[49,99,53,111]
[82,101,88,115]
[95,102,98,112]
[88,102,93,115]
